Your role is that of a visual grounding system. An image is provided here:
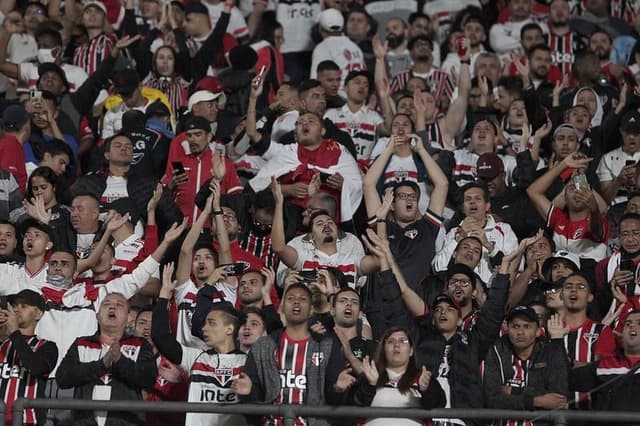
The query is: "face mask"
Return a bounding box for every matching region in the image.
[37,48,56,64]
[47,273,73,288]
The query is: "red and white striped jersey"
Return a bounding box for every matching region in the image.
[273,332,310,426]
[564,319,616,408]
[0,334,57,425]
[325,104,383,163]
[548,32,582,77]
[390,68,454,101]
[72,33,117,75]
[500,357,532,426]
[547,206,610,262]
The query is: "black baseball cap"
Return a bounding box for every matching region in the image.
[506,305,539,323]
[20,218,54,242]
[112,68,140,96]
[38,62,70,93]
[2,104,31,131]
[344,70,372,87]
[8,289,46,312]
[184,115,212,132]
[432,294,462,315]
[184,1,208,16]
[445,263,476,288]
[621,110,640,133]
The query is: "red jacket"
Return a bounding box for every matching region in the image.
[0,133,26,195]
[162,133,242,224]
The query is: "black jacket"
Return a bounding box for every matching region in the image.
[56,333,156,426]
[72,170,183,235]
[483,337,569,414]
[372,270,509,416]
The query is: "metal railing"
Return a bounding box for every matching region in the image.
[9,398,640,426]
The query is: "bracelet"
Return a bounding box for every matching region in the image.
[367,215,377,225]
[212,209,224,215]
[460,59,471,65]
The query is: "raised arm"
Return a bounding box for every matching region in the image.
[362,139,395,217]
[211,177,232,266]
[152,263,183,365]
[270,177,298,267]
[441,38,470,139]
[176,193,213,286]
[412,136,448,217]
[526,154,591,219]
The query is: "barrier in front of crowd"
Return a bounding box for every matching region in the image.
[10,398,640,426]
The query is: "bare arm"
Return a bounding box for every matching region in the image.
[246,75,264,143]
[441,61,470,139]
[362,140,394,217]
[210,178,232,265]
[271,177,298,268]
[176,193,213,286]
[413,139,448,217]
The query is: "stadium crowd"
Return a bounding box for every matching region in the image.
[0,0,640,424]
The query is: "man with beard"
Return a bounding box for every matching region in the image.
[548,0,584,77]
[558,272,616,408]
[271,177,374,288]
[383,17,411,79]
[528,152,609,267]
[390,35,453,103]
[572,0,632,39]
[527,44,556,108]
[598,110,640,213]
[162,116,243,225]
[589,29,634,90]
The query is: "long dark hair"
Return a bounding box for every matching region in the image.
[375,326,419,394]
[26,166,61,203]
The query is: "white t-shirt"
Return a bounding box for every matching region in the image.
[275,0,321,53]
[310,35,366,88]
[597,147,640,205]
[18,62,88,93]
[102,176,129,204]
[203,1,249,40]
[271,110,299,142]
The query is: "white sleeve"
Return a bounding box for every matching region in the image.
[432,228,459,273]
[229,7,249,39]
[0,264,27,295]
[489,24,522,55]
[596,155,615,182]
[180,345,203,373]
[17,62,35,84]
[101,110,118,140]
[215,280,238,306]
[100,256,160,302]
[174,279,196,304]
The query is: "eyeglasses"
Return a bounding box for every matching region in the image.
[448,278,472,288]
[396,193,417,201]
[385,338,410,346]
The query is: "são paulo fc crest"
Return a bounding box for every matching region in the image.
[311,352,324,366]
[405,229,418,239]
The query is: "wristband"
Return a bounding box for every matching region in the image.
[212,209,224,216]
[460,59,471,65]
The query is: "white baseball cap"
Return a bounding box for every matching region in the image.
[83,0,107,14]
[187,90,227,111]
[319,8,344,32]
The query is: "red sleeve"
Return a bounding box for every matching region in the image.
[594,257,610,295]
[0,142,26,195]
[221,157,243,194]
[594,325,617,360]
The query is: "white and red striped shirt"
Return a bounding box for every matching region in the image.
[275,332,309,425]
[390,68,453,101]
[563,319,616,408]
[0,334,57,425]
[548,32,582,77]
[73,33,117,75]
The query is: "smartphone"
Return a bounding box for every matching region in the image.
[299,270,318,284]
[171,161,186,175]
[626,160,636,167]
[30,89,42,103]
[319,172,331,182]
[0,296,7,309]
[456,35,467,57]
[620,259,635,273]
[223,263,249,276]
[258,65,267,81]
[572,173,589,191]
